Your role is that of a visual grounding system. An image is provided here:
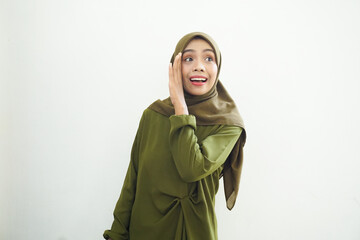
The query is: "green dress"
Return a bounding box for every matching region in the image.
[103,108,242,240]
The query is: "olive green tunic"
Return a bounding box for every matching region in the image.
[103,108,242,240]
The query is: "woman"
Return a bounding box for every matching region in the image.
[103,32,246,240]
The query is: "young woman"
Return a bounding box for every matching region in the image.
[103,32,247,240]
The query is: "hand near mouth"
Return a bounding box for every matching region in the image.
[169,52,189,115]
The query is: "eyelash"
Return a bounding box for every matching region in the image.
[184,57,214,62]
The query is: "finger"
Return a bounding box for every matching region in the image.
[169,62,173,77]
[169,62,173,86]
[173,53,179,68]
[174,53,181,83]
[172,55,177,81]
[177,52,182,81]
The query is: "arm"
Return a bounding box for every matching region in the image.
[103,113,145,240]
[169,114,242,182]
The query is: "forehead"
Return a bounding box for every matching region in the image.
[184,38,214,52]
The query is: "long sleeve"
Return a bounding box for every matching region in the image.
[103,113,145,240]
[169,114,242,183]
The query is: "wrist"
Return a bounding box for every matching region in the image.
[174,103,189,115]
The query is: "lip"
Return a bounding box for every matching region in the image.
[190,75,208,80]
[189,75,207,86]
[191,81,206,86]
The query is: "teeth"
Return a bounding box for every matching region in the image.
[190,78,207,82]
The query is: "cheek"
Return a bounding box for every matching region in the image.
[181,65,190,78]
[209,65,218,79]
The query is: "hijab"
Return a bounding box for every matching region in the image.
[148,32,247,210]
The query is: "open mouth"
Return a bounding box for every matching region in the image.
[190,77,207,83]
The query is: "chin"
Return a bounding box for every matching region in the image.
[186,89,207,96]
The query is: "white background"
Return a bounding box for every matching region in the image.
[1,0,360,239]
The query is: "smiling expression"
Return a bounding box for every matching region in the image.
[181,38,218,96]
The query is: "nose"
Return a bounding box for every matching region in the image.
[193,60,205,72]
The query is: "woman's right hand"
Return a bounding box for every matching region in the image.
[169,52,189,115]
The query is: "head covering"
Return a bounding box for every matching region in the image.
[148,32,247,210]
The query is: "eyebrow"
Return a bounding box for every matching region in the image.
[182,48,214,54]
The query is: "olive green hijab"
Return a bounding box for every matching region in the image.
[148,32,247,210]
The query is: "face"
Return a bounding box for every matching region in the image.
[181,38,218,96]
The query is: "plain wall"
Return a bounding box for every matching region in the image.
[1,0,360,239]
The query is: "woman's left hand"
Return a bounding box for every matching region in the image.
[169,52,189,115]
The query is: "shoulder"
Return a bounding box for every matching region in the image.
[139,106,169,125]
[142,107,164,118]
[147,98,163,109]
[139,100,161,119]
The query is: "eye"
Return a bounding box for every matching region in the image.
[205,57,214,61]
[184,57,193,62]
